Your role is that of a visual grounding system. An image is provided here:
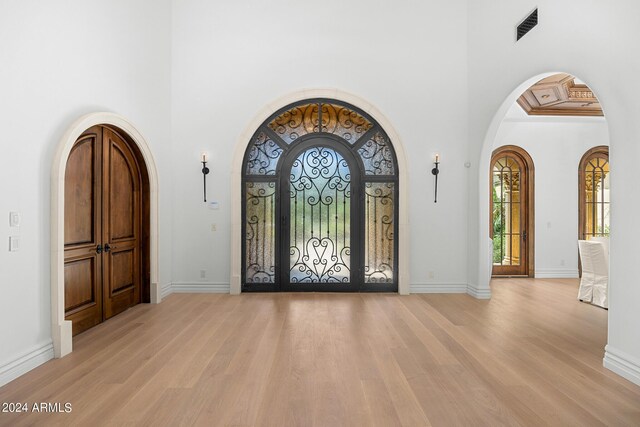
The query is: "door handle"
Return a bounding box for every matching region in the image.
[104,243,112,253]
[96,244,103,254]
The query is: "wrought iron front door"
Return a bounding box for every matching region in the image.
[281,139,360,291]
[241,98,398,292]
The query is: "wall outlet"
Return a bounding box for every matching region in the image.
[211,223,217,232]
[9,212,20,227]
[200,269,206,279]
[428,271,435,279]
[9,236,19,252]
[560,259,565,266]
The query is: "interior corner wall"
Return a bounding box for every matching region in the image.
[493,117,610,278]
[0,0,173,382]
[170,0,471,292]
[468,0,640,384]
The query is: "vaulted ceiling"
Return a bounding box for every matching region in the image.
[517,73,603,116]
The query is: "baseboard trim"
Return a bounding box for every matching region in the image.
[466,283,492,299]
[410,283,467,293]
[171,282,230,294]
[604,345,640,386]
[535,268,579,279]
[0,341,54,387]
[160,283,173,299]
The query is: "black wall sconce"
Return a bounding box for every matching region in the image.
[432,154,440,203]
[201,152,210,202]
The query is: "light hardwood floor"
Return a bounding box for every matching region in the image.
[1,279,639,426]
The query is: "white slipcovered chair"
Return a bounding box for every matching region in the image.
[577,240,608,309]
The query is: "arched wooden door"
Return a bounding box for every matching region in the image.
[490,146,534,277]
[64,125,148,336]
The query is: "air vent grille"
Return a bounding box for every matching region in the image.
[517,9,538,41]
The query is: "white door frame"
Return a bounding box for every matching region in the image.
[51,112,160,358]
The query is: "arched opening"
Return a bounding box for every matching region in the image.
[241,99,398,292]
[64,125,150,336]
[230,89,410,294]
[51,112,160,358]
[477,71,610,361]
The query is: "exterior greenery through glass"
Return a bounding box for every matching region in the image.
[241,99,398,292]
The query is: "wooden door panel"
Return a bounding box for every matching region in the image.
[64,255,102,335]
[64,257,98,313]
[64,127,103,336]
[65,136,98,246]
[109,145,135,240]
[103,127,141,319]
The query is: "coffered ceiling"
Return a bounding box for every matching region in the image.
[517,73,603,116]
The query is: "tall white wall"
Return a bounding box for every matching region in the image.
[468,0,640,385]
[493,109,609,278]
[170,0,470,290]
[0,0,173,379]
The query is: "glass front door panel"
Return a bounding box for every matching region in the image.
[492,156,522,267]
[583,156,610,239]
[289,147,351,283]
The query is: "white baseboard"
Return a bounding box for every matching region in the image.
[410,283,467,293]
[0,341,54,387]
[535,268,579,279]
[171,282,230,294]
[466,283,492,299]
[160,283,173,299]
[604,345,640,387]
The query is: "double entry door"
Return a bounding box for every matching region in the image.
[64,126,142,336]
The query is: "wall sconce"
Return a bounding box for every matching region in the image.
[432,154,440,203]
[201,152,210,202]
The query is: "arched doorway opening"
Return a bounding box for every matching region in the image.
[52,112,160,358]
[242,99,398,292]
[230,90,410,294]
[477,72,610,292]
[64,125,150,335]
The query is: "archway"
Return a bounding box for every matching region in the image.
[476,72,611,293]
[230,89,410,294]
[51,112,160,358]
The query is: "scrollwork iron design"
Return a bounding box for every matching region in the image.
[245,181,276,283]
[364,182,394,283]
[358,132,395,175]
[268,103,319,144]
[246,132,283,175]
[320,103,373,143]
[289,147,351,283]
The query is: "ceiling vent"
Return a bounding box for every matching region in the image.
[517,9,538,41]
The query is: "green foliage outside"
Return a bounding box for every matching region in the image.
[492,185,504,264]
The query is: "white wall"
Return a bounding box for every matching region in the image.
[170,0,471,290]
[468,0,640,385]
[0,0,173,380]
[493,107,609,278]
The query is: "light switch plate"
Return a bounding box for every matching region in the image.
[9,236,19,252]
[9,212,20,227]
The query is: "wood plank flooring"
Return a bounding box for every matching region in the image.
[1,278,639,426]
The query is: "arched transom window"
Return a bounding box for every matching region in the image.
[242,99,398,292]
